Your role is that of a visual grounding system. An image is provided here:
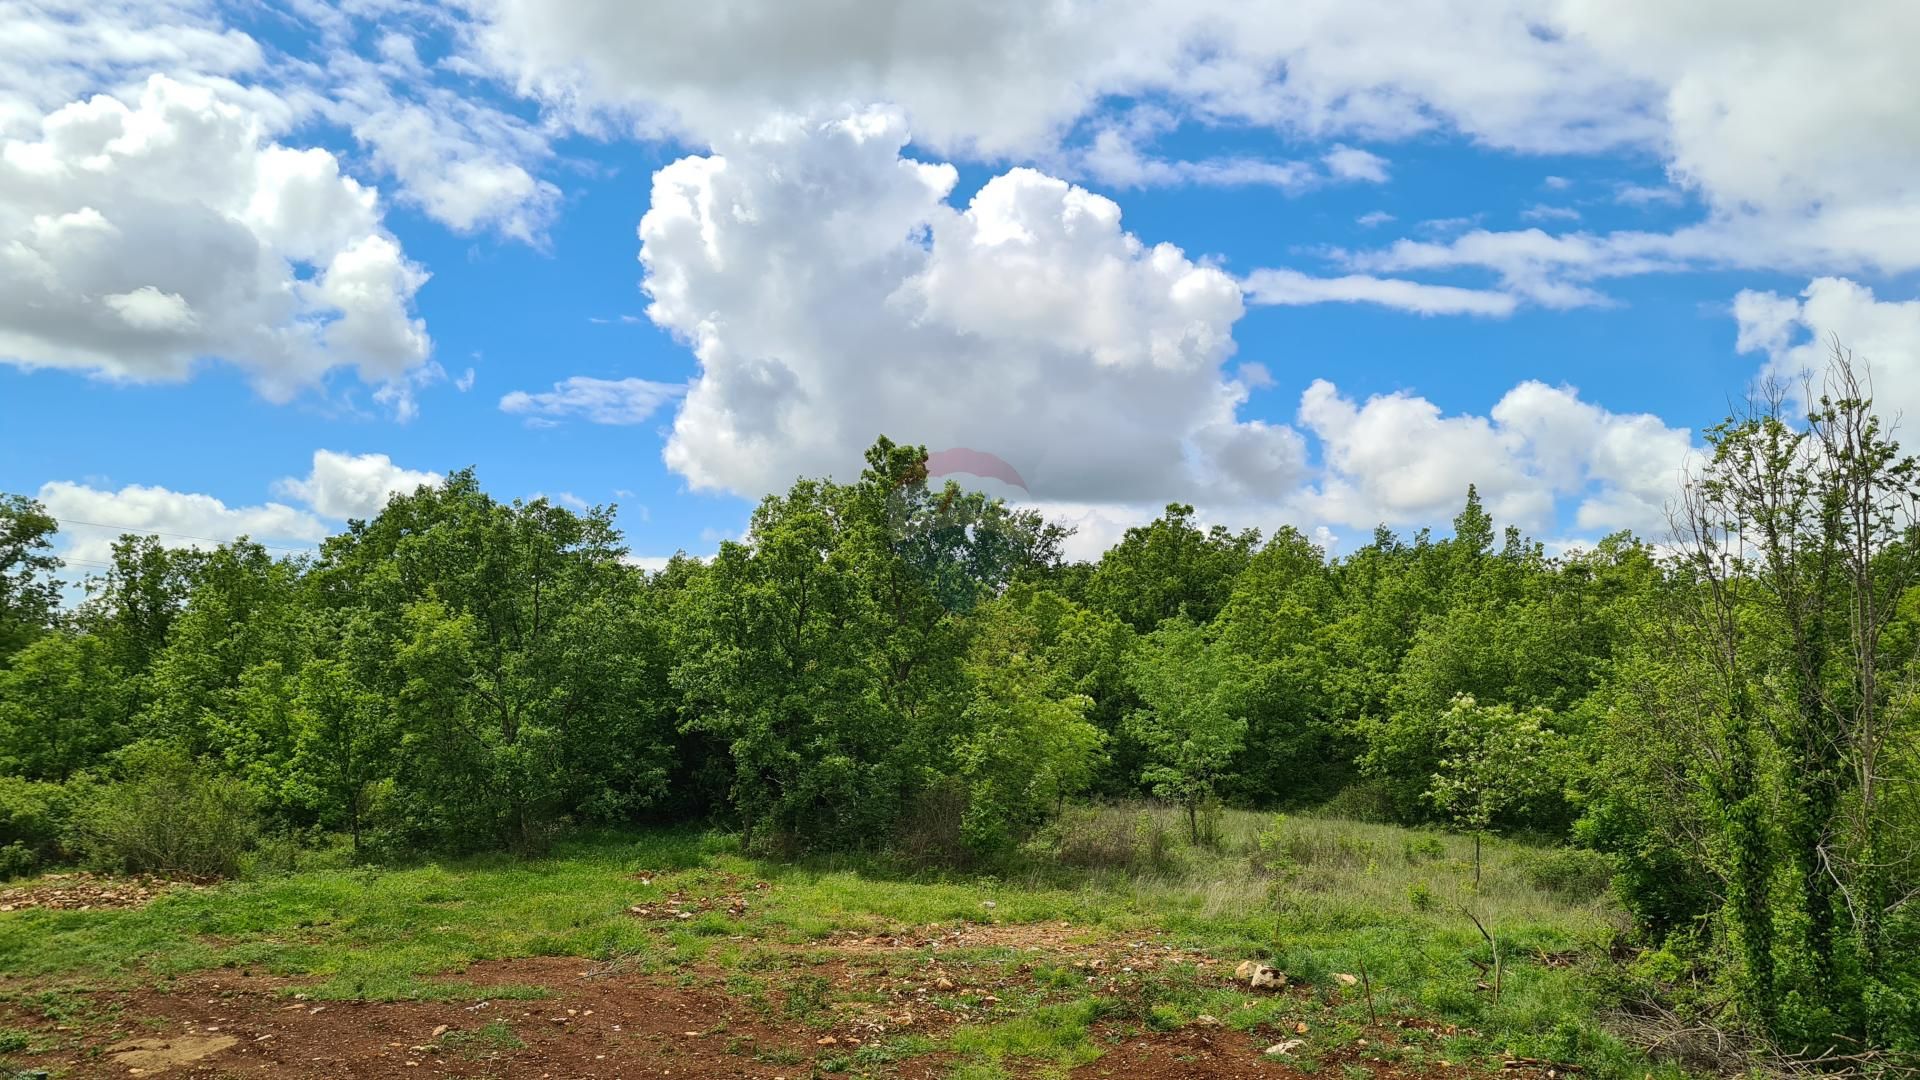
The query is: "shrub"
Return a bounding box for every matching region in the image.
[68,743,259,878]
[1407,881,1437,912]
[0,776,75,878]
[1192,800,1225,850]
[1039,805,1177,874]
[1516,846,1614,899]
[897,781,970,868]
[1252,814,1291,875]
[1318,781,1395,823]
[1403,833,1447,863]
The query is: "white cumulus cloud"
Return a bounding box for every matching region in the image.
[272,450,443,521]
[0,75,432,408]
[639,109,1306,508]
[1734,277,1920,440]
[1297,379,1691,536]
[37,479,328,568]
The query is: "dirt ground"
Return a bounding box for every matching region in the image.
[0,950,1397,1079]
[2,912,1493,1080]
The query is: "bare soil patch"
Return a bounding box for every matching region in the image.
[6,958,951,1078]
[0,927,1469,1078]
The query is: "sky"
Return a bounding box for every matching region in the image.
[5,0,1920,574]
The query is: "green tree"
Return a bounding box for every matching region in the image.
[949,596,1103,855]
[1087,503,1258,633]
[1648,347,1920,1038]
[1213,527,1347,804]
[142,541,310,759]
[285,636,392,854]
[0,631,131,779]
[0,494,60,662]
[1423,694,1568,882]
[1127,617,1249,841]
[309,475,670,851]
[75,535,202,679]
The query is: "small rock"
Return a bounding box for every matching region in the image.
[981,900,996,909]
[1193,1015,1222,1028]
[1335,972,1360,987]
[1264,1039,1306,1056]
[816,1036,838,1046]
[1294,1021,1310,1034]
[431,1025,449,1039]
[1249,965,1286,990]
[933,976,955,991]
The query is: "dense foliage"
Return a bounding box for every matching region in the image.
[2,361,1916,1057]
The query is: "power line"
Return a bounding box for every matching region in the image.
[49,516,318,554]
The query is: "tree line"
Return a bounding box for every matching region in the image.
[0,358,1915,1054]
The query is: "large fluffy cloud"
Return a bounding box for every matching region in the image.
[4,2,563,246]
[0,75,432,405]
[639,109,1305,507]
[1298,379,1691,535]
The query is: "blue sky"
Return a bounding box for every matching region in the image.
[5,0,1920,570]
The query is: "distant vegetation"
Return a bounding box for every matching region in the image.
[0,349,1914,1066]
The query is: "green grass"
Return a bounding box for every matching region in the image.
[440,1019,525,1055]
[0,806,1680,1078]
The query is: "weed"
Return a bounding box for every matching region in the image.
[782,973,833,1020]
[441,1020,524,1055]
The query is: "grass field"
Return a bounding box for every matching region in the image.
[0,806,1669,1079]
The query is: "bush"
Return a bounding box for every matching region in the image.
[68,744,259,878]
[1038,805,1176,874]
[1516,846,1615,899]
[0,775,75,878]
[897,781,971,868]
[1403,833,1447,863]
[1252,814,1291,875]
[1318,781,1395,823]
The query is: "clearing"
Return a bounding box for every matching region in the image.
[0,808,1659,1079]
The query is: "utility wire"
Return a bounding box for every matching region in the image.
[49,516,317,554]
